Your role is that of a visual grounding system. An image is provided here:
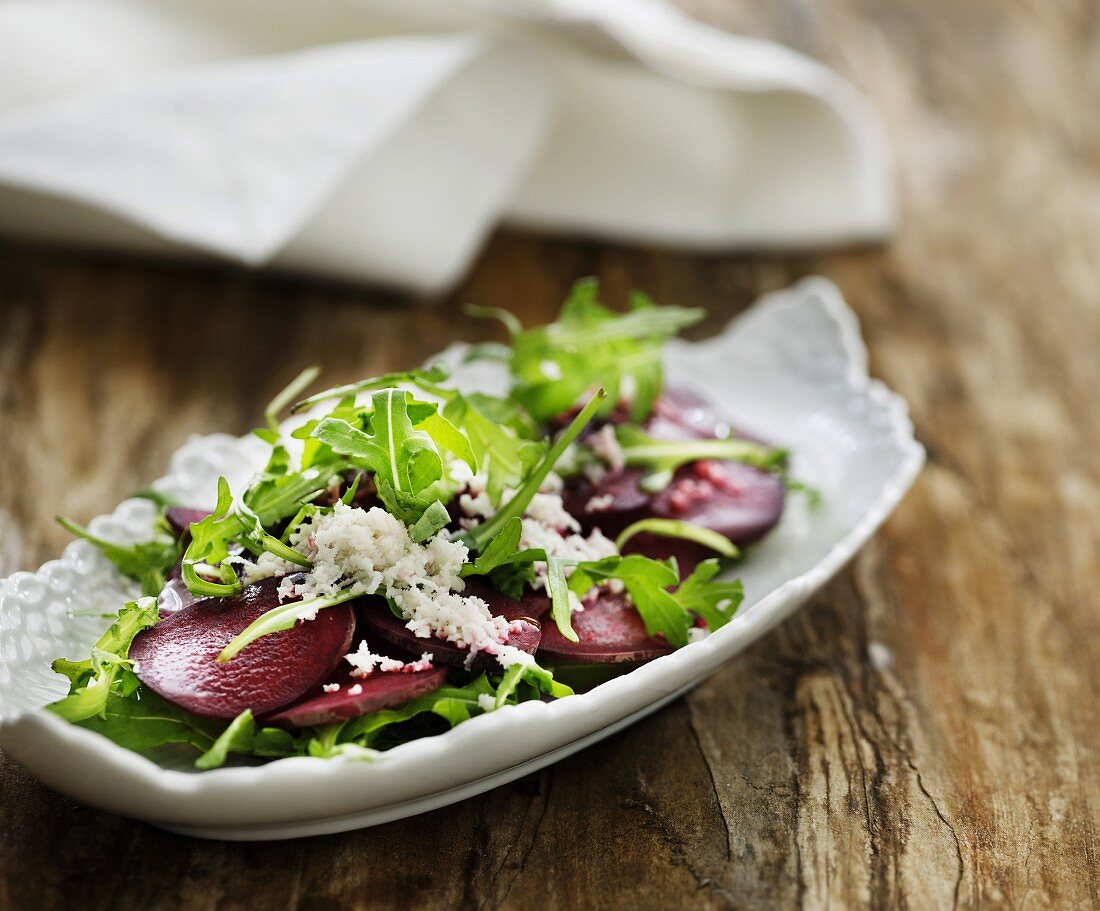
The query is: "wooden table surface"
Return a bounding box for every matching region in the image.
[2,2,1099,909]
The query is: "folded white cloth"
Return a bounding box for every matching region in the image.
[0,0,894,292]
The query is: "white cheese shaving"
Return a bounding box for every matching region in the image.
[344,640,435,677]
[477,694,498,712]
[585,494,615,513]
[322,683,341,693]
[226,550,295,586]
[540,471,565,494]
[267,503,530,669]
[455,472,618,600]
[525,492,579,531]
[587,424,625,473]
[457,471,568,527]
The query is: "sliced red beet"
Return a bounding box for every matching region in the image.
[561,389,784,570]
[536,592,674,664]
[651,459,785,544]
[130,577,356,719]
[517,588,552,621]
[164,507,212,539]
[564,460,782,540]
[358,580,541,672]
[265,665,449,728]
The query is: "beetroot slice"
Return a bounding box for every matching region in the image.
[650,460,785,545]
[563,461,783,547]
[561,390,785,568]
[266,665,449,728]
[358,580,541,672]
[536,592,674,664]
[164,507,212,539]
[130,577,356,720]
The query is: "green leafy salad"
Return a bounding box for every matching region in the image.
[47,279,792,769]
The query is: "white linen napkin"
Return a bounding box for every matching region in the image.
[0,0,894,292]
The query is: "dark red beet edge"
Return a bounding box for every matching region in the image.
[561,389,785,573]
[536,592,674,664]
[266,665,449,728]
[131,577,356,720]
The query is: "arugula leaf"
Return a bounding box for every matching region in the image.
[265,365,321,431]
[567,552,747,646]
[492,664,527,708]
[47,651,131,723]
[407,500,451,543]
[458,389,606,552]
[246,460,347,524]
[72,688,222,755]
[614,518,739,559]
[180,477,245,598]
[339,473,364,506]
[415,409,478,472]
[195,710,256,770]
[48,597,159,722]
[217,587,364,662]
[304,676,505,758]
[464,304,523,336]
[476,278,704,422]
[675,559,744,632]
[337,683,487,747]
[614,424,788,493]
[576,555,692,647]
[475,558,542,600]
[459,517,545,593]
[193,710,309,768]
[453,511,552,600]
[87,596,160,658]
[464,516,523,573]
[443,394,543,505]
[545,555,578,642]
[292,364,453,414]
[567,555,690,646]
[516,663,574,700]
[55,515,181,597]
[181,450,340,599]
[314,389,444,523]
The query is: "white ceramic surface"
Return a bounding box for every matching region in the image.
[0,278,923,840]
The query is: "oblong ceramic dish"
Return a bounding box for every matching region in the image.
[0,278,923,840]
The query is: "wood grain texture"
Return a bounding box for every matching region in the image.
[1,0,1099,908]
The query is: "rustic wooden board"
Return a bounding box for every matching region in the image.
[2,0,1099,907]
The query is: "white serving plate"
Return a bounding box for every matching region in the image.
[0,278,923,840]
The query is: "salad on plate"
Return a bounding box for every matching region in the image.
[47,279,799,770]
